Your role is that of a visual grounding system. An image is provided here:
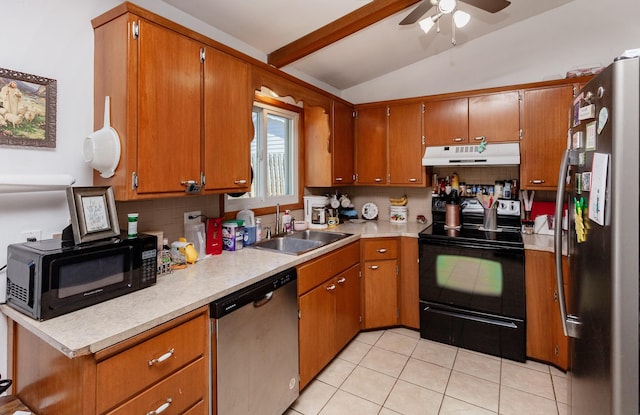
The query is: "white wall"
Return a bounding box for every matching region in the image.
[343,0,640,103]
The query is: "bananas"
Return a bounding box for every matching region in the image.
[389,195,408,206]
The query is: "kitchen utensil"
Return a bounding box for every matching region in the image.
[445,203,460,229]
[83,96,121,178]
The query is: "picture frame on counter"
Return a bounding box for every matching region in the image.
[66,186,120,244]
[0,67,57,148]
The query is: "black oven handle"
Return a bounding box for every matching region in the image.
[423,306,518,329]
[419,238,523,254]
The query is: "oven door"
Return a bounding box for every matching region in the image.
[419,236,525,319]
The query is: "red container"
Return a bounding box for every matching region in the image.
[206,218,223,255]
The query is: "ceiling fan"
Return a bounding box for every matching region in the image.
[400,0,511,44]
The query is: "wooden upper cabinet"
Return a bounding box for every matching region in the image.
[520,85,574,190]
[468,91,521,143]
[304,105,332,187]
[424,97,468,145]
[388,102,425,185]
[203,47,252,193]
[355,106,387,184]
[424,92,520,146]
[332,100,355,185]
[304,100,354,187]
[136,20,203,194]
[93,15,203,199]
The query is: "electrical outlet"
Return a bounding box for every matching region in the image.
[184,210,202,224]
[20,229,42,242]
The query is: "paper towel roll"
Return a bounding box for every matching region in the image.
[0,174,76,193]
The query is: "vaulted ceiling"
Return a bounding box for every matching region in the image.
[161,0,572,90]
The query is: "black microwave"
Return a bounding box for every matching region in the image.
[6,233,157,320]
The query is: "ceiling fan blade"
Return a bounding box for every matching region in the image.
[399,0,435,25]
[459,0,511,13]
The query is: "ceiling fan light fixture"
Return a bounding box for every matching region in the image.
[418,16,436,33]
[438,0,457,14]
[453,9,471,28]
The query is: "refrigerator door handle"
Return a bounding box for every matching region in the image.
[555,148,581,338]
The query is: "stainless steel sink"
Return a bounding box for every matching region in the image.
[252,230,352,255]
[285,230,352,244]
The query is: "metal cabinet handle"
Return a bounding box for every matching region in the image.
[408,178,418,182]
[377,248,387,253]
[453,137,464,142]
[335,177,343,182]
[374,178,383,182]
[473,136,486,141]
[148,348,174,366]
[326,284,336,291]
[530,179,545,184]
[146,398,172,415]
[368,265,379,270]
[234,179,247,185]
[337,277,346,284]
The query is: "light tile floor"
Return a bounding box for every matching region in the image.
[286,328,567,415]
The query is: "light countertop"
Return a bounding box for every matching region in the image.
[0,220,428,359]
[0,220,565,359]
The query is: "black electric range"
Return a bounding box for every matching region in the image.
[420,196,524,250]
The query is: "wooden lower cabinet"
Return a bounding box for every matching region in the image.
[525,249,570,370]
[399,237,419,329]
[297,242,361,389]
[9,307,210,415]
[362,238,399,329]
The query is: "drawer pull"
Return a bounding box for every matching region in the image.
[368,265,379,270]
[148,348,174,366]
[234,179,247,185]
[473,136,486,141]
[530,179,545,184]
[146,398,172,415]
[337,277,346,284]
[377,248,387,254]
[374,178,383,182]
[326,284,336,291]
[453,137,464,142]
[408,178,418,182]
[335,177,343,182]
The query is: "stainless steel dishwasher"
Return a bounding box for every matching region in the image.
[210,267,299,415]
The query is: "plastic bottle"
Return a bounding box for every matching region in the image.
[282,210,292,233]
[127,213,139,237]
[255,218,262,242]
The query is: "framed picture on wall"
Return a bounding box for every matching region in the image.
[66,186,120,244]
[0,67,57,148]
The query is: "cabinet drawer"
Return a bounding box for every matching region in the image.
[362,238,398,260]
[105,357,206,415]
[97,313,207,413]
[298,241,360,294]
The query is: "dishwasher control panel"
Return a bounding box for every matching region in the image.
[210,267,297,319]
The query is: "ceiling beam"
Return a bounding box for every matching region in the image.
[267,0,421,68]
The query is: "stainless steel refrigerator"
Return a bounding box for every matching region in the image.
[554,51,639,415]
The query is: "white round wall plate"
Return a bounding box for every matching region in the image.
[362,202,379,220]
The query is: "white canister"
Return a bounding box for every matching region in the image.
[389,206,408,224]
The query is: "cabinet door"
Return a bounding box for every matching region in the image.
[363,260,398,328]
[468,91,521,143]
[525,250,569,369]
[332,100,355,185]
[399,237,419,329]
[423,98,468,145]
[355,106,387,184]
[520,85,574,190]
[203,47,252,192]
[304,105,332,187]
[299,280,336,389]
[136,20,202,194]
[335,265,361,350]
[388,102,424,185]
